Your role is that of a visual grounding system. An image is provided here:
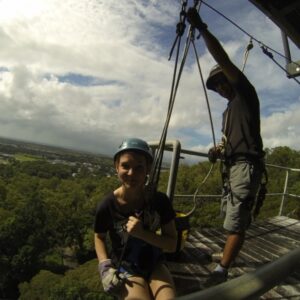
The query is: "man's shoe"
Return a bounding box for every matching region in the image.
[203,270,228,288]
[212,252,223,262]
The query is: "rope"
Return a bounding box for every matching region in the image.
[200,1,291,62]
[200,0,300,85]
[241,38,253,73]
[177,0,217,217]
[149,0,218,218]
[185,163,215,217]
[147,0,187,199]
[191,38,216,148]
[261,46,300,85]
[149,0,192,191]
[180,37,217,217]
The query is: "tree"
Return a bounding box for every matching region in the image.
[18,270,62,300]
[18,260,112,300]
[0,192,50,298]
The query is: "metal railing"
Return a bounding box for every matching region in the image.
[149,140,300,299]
[149,140,300,217]
[266,163,300,215]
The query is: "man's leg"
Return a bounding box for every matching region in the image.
[221,231,245,268]
[206,162,261,287]
[221,162,256,268]
[204,232,244,287]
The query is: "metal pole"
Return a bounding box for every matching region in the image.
[279,170,289,216]
[166,140,181,201]
[148,140,181,201]
[176,247,300,300]
[281,30,291,66]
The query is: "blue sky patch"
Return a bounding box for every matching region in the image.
[55,73,122,87]
[0,67,9,72]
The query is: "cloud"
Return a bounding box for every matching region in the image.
[262,101,300,149]
[0,0,299,157]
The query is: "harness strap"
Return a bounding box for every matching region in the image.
[253,166,268,219]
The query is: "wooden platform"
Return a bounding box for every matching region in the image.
[167,216,300,299]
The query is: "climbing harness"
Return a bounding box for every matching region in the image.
[219,157,268,222]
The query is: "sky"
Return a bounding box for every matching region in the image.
[0,0,299,158]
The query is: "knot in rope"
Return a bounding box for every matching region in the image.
[176,21,186,36]
[246,39,253,51]
[261,46,274,59]
[176,0,188,36]
[242,38,254,72]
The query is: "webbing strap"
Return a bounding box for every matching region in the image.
[253,166,268,219]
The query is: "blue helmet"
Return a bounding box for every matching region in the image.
[113,138,153,162]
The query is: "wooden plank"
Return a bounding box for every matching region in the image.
[169,216,300,298]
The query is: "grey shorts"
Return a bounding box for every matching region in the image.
[222,161,262,233]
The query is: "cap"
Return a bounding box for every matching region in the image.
[206,64,227,91]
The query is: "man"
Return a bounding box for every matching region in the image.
[187,8,265,285]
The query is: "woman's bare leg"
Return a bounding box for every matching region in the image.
[149,263,175,300]
[120,276,152,300]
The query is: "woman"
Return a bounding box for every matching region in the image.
[94,138,177,299]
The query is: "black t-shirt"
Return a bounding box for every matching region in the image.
[94,191,175,269]
[222,72,264,159]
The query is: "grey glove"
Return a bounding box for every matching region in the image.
[208,142,225,163]
[98,259,125,295]
[186,7,207,31]
[208,147,218,163]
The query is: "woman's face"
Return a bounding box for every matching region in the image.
[115,151,149,189]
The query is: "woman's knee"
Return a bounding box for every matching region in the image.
[120,276,152,300]
[149,264,176,300]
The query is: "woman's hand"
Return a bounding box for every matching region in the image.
[126,215,144,238]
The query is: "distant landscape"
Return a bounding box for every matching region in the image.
[0,136,115,177]
[0,137,299,299]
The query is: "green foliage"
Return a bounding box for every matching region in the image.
[18,261,112,300]
[265,146,300,168]
[19,160,73,179]
[14,153,43,162]
[0,179,7,201]
[0,163,14,178]
[1,145,300,298]
[161,150,300,227]
[18,270,63,300]
[49,280,90,300]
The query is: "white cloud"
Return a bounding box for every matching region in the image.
[0,0,299,157]
[262,101,300,150]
